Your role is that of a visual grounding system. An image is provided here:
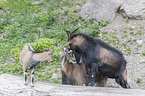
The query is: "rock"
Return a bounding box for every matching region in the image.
[136,40,143,44]
[79,0,145,21]
[120,0,145,19]
[1,74,145,96]
[79,0,122,21]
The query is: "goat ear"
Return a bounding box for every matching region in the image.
[64,41,72,46]
[44,48,50,51]
[44,48,47,50]
[47,47,50,51]
[47,51,52,54]
[70,26,81,36]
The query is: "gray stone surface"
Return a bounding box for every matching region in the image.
[0,74,145,96]
[79,0,145,21]
[79,0,122,21]
[120,0,145,19]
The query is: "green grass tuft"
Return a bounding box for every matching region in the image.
[142,52,145,56]
[137,78,142,83]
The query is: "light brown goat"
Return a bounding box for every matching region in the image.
[20,44,53,87]
[61,48,107,86]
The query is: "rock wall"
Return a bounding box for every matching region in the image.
[120,0,145,19]
[79,0,145,21]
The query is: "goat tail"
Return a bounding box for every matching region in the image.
[26,43,47,53]
[118,72,127,88]
[26,43,38,53]
[27,43,33,52]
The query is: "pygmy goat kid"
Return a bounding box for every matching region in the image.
[20,44,53,87]
[65,27,130,89]
[61,48,107,86]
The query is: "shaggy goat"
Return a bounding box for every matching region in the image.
[61,48,107,86]
[65,27,130,88]
[20,44,53,87]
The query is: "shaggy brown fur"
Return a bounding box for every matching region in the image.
[65,27,130,88]
[20,44,53,87]
[61,48,107,86]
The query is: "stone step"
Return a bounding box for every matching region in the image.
[0,74,145,96]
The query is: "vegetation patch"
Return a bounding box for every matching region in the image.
[137,78,142,83]
[0,0,103,84]
[142,52,145,56]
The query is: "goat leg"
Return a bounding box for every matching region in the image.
[24,68,28,85]
[85,65,90,86]
[30,68,35,87]
[89,63,98,86]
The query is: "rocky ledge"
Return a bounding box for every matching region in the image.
[0,74,145,96]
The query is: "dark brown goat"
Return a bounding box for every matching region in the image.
[20,44,53,87]
[61,48,107,86]
[64,27,130,88]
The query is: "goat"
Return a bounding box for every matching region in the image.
[61,48,107,86]
[64,27,130,89]
[20,44,53,87]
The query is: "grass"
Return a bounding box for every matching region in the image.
[125,17,129,22]
[142,52,145,56]
[0,0,108,84]
[99,19,110,27]
[127,27,134,31]
[135,31,142,35]
[102,31,108,35]
[140,26,144,29]
[123,31,127,33]
[130,32,134,35]
[137,78,142,83]
[122,43,127,47]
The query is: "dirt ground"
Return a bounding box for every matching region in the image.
[100,14,145,89]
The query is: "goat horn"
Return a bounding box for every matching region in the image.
[71,26,81,34]
[66,30,70,37]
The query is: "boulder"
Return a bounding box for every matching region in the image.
[120,0,145,19]
[79,0,122,21]
[79,0,145,21]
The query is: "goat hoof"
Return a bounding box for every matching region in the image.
[78,62,83,65]
[31,85,34,88]
[24,82,28,85]
[31,84,34,87]
[88,81,95,86]
[85,82,89,86]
